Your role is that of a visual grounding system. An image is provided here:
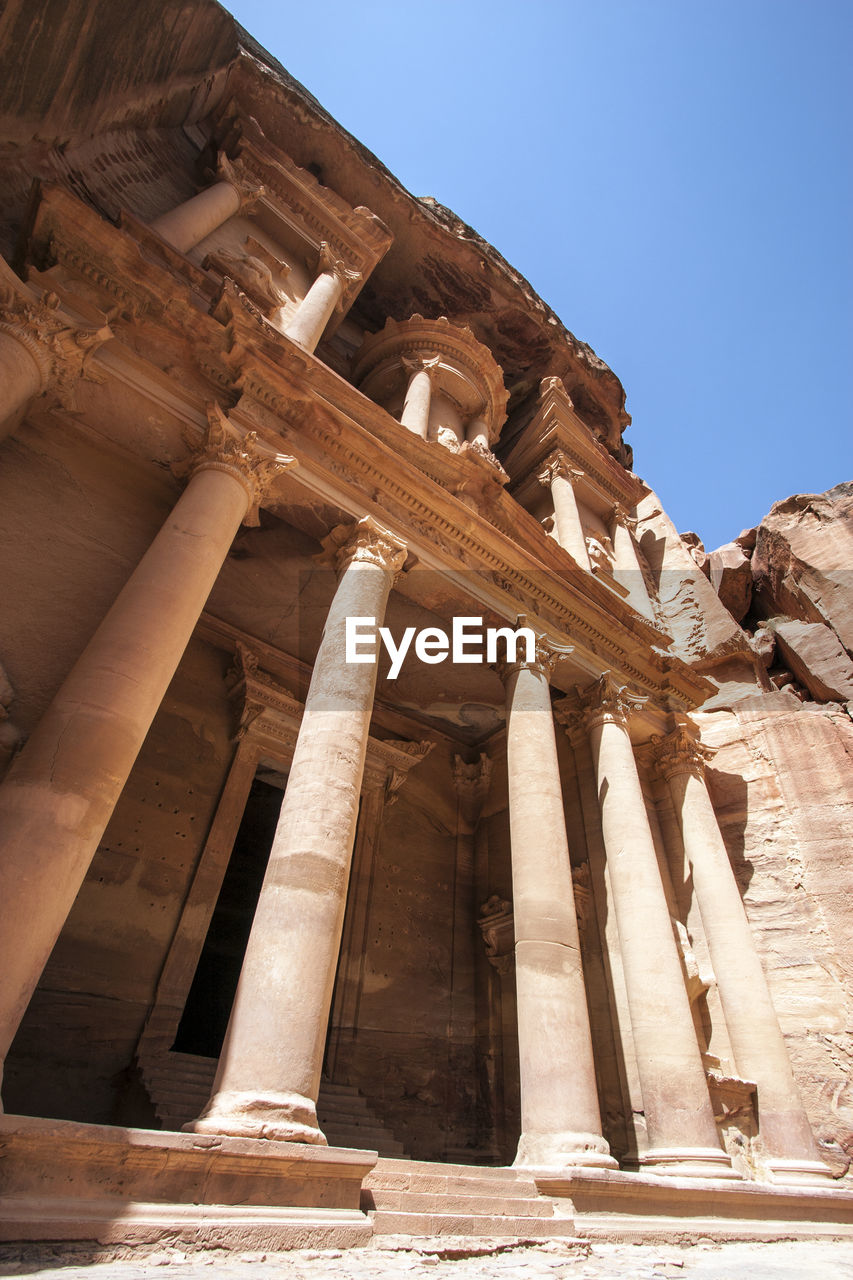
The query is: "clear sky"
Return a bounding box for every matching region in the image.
[223,0,852,550]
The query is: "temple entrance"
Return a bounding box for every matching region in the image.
[172,773,286,1058]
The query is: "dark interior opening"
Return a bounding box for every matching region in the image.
[173,774,285,1058]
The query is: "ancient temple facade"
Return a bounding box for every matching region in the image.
[0,0,851,1247]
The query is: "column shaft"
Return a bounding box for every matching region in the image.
[465,417,490,449]
[151,181,242,254]
[505,660,613,1168]
[0,330,45,436]
[283,270,343,352]
[669,761,831,1182]
[551,472,591,568]
[611,517,653,619]
[400,366,433,438]
[586,704,734,1176]
[0,465,255,1090]
[188,519,405,1143]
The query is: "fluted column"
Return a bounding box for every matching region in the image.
[558,673,736,1178]
[150,153,264,254]
[284,242,361,353]
[188,516,407,1143]
[0,408,295,1099]
[0,288,112,440]
[400,353,440,438]
[653,723,833,1185]
[610,505,653,618]
[501,637,615,1169]
[538,453,591,569]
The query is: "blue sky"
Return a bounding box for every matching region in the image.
[224,0,852,550]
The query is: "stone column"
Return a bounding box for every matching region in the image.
[559,673,736,1177]
[538,453,591,570]
[465,415,491,450]
[0,288,112,440]
[399,353,440,439]
[188,516,407,1143]
[653,723,833,1184]
[610,505,653,618]
[0,409,295,1098]
[284,242,361,353]
[500,638,615,1169]
[150,153,264,254]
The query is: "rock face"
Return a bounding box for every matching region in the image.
[683,485,853,1175]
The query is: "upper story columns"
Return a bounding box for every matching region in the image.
[150,153,264,253]
[283,243,362,353]
[538,451,590,569]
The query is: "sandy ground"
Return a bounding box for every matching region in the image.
[1,1237,852,1280]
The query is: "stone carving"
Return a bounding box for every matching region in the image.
[182,403,298,526]
[477,896,514,975]
[556,670,648,733]
[215,151,266,210]
[494,614,573,683]
[202,246,289,317]
[585,532,615,574]
[0,287,113,408]
[323,514,408,577]
[650,722,715,780]
[537,452,582,490]
[572,862,593,934]
[317,240,361,304]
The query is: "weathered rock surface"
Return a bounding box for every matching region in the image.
[751,483,853,650]
[766,618,853,704]
[708,540,753,622]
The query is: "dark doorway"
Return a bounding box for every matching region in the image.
[173,775,284,1057]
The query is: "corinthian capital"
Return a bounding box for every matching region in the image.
[402,352,441,379]
[326,515,408,576]
[184,403,297,526]
[216,151,265,210]
[318,241,362,290]
[495,614,573,684]
[555,670,647,734]
[650,723,715,781]
[0,287,113,407]
[537,450,582,489]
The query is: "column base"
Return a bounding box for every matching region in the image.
[184,1089,327,1144]
[766,1157,836,1186]
[514,1129,619,1171]
[636,1147,741,1179]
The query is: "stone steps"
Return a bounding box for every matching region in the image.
[139,1051,408,1157]
[362,1157,578,1238]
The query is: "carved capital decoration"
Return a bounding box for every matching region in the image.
[477,895,514,976]
[216,151,266,210]
[609,502,638,536]
[452,752,492,826]
[183,403,298,526]
[362,737,435,805]
[325,514,408,577]
[495,614,573,685]
[202,246,288,318]
[537,450,583,490]
[650,723,715,781]
[0,287,113,407]
[317,240,362,302]
[555,670,648,735]
[402,352,441,381]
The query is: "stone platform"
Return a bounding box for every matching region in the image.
[0,1115,375,1250]
[2,1118,853,1249]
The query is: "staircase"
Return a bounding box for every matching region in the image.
[139,1050,407,1157]
[362,1157,577,1237]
